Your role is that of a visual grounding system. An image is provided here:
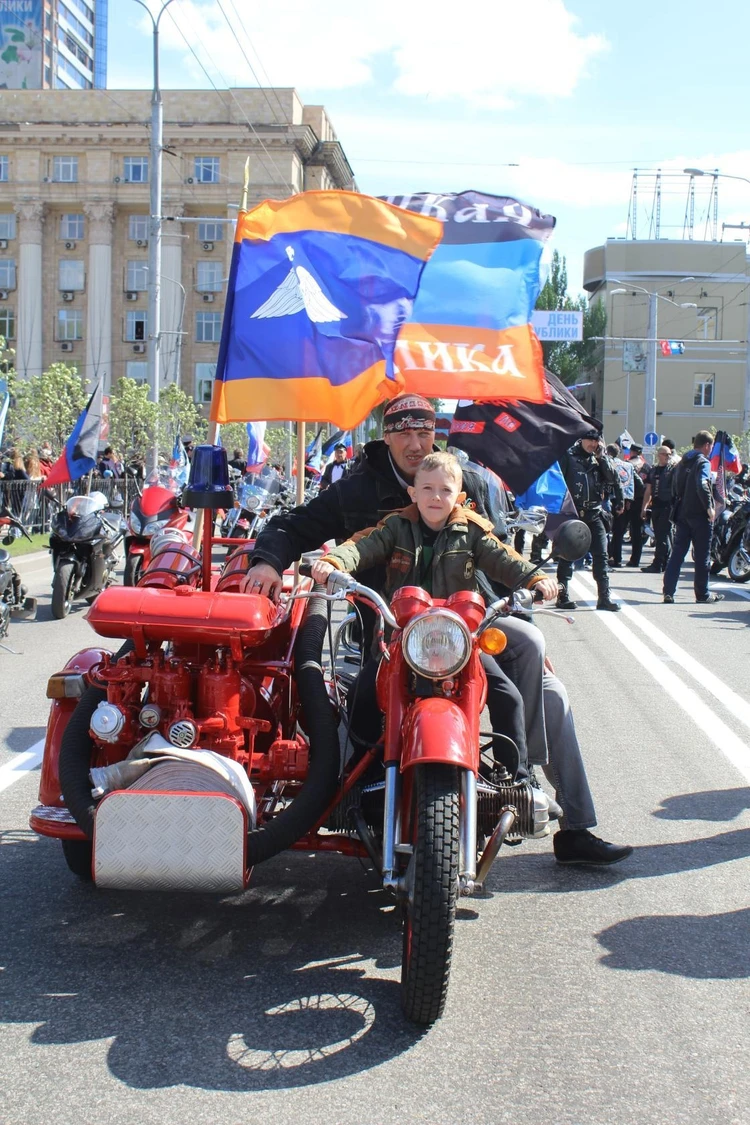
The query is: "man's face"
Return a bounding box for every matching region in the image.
[384,428,434,479]
[581,437,599,455]
[657,451,669,465]
[334,447,346,462]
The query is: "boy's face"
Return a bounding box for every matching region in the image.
[408,468,465,530]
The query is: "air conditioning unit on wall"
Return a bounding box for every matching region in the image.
[136,239,148,248]
[61,341,73,352]
[133,342,146,353]
[0,240,8,250]
[202,241,214,252]
[64,241,76,250]
[126,291,139,301]
[61,291,75,302]
[0,290,8,301]
[202,293,215,303]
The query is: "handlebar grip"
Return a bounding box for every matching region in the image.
[298,562,313,577]
[533,588,545,602]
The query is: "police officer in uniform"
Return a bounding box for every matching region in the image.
[556,430,623,611]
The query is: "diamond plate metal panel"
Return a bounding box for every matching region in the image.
[94,791,248,892]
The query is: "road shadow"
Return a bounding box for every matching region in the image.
[654,788,750,822]
[483,827,750,895]
[0,831,425,1092]
[597,908,750,978]
[4,726,47,752]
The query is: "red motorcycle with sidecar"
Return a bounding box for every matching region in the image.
[30,444,588,1025]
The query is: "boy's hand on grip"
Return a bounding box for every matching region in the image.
[310,559,336,584]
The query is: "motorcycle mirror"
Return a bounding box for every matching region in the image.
[552,519,592,562]
[2,532,16,546]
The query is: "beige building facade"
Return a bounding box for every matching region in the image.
[0,87,354,405]
[583,239,749,448]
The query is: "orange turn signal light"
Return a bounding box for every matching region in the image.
[478,627,507,655]
[46,673,86,700]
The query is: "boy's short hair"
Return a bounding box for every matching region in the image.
[415,451,462,487]
[694,429,713,449]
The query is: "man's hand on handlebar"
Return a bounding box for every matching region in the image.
[532,577,559,602]
[242,562,284,602]
[310,559,336,584]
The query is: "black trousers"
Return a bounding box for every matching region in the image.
[557,511,610,594]
[346,654,529,781]
[609,505,630,566]
[651,503,673,569]
[627,500,644,564]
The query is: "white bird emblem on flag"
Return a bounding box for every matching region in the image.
[250,246,347,323]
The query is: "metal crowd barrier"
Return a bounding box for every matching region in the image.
[0,476,138,535]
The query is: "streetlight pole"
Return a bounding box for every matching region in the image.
[133,0,176,472]
[685,168,750,450]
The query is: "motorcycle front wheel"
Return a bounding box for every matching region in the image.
[123,552,143,587]
[51,560,76,619]
[400,765,459,1025]
[727,545,750,582]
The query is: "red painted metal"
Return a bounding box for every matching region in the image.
[30,811,87,840]
[400,698,478,773]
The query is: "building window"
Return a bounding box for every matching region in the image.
[59,260,85,291]
[60,213,84,240]
[196,261,223,292]
[0,308,15,340]
[67,0,94,21]
[59,1,95,47]
[196,311,222,343]
[126,361,148,383]
[195,362,216,403]
[128,215,148,242]
[0,156,7,183]
[53,156,79,182]
[694,374,715,408]
[0,213,16,240]
[45,9,51,28]
[194,157,219,184]
[124,157,149,184]
[44,66,52,86]
[198,220,224,242]
[45,38,52,57]
[696,307,718,340]
[0,260,16,290]
[126,310,148,342]
[57,309,83,340]
[126,261,148,291]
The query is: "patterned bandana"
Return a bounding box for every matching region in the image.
[383,394,436,433]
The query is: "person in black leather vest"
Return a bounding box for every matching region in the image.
[663,431,723,604]
[556,432,623,611]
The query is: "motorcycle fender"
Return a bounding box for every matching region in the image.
[126,540,147,557]
[400,698,476,774]
[37,647,112,807]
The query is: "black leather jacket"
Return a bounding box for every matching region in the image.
[559,442,622,514]
[252,439,493,590]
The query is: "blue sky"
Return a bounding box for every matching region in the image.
[109,0,750,292]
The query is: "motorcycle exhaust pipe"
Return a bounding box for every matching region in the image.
[459,769,477,893]
[475,806,517,890]
[381,762,400,890]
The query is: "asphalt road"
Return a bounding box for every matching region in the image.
[1,548,749,1125]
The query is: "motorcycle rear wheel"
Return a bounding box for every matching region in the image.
[123,552,143,587]
[51,561,76,619]
[400,765,459,1026]
[61,839,93,881]
[727,545,750,583]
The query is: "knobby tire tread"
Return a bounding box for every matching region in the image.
[401,765,459,1025]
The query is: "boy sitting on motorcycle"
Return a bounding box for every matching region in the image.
[311,452,557,787]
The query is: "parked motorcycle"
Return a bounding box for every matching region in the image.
[124,471,192,586]
[0,507,37,650]
[222,469,290,540]
[30,445,588,1025]
[48,491,124,618]
[710,486,750,581]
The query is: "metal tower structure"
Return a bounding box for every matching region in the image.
[626,169,719,241]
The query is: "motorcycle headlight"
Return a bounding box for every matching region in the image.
[143,519,165,536]
[244,494,260,511]
[402,610,472,679]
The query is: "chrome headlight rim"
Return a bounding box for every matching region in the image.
[401,608,472,680]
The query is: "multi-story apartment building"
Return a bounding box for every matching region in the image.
[583,238,749,448]
[0,87,354,404]
[0,0,107,91]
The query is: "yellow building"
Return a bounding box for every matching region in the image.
[583,238,749,448]
[0,87,354,402]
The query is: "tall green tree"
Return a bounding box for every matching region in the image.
[535,251,606,389]
[156,383,206,456]
[6,363,87,451]
[107,377,157,459]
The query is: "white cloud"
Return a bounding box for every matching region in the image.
[137,0,607,109]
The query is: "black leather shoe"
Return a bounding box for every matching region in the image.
[625,561,640,568]
[556,593,577,610]
[596,597,621,612]
[663,594,674,603]
[641,564,661,573]
[553,829,633,866]
[696,593,724,604]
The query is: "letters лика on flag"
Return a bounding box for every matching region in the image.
[383,191,555,403]
[209,191,443,429]
[44,381,105,487]
[448,369,599,494]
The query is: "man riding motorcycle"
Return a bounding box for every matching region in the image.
[247,394,632,865]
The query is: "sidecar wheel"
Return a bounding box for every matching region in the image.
[61,839,94,881]
[400,765,459,1026]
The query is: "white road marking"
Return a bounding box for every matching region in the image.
[576,571,750,733]
[0,739,45,794]
[570,577,750,783]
